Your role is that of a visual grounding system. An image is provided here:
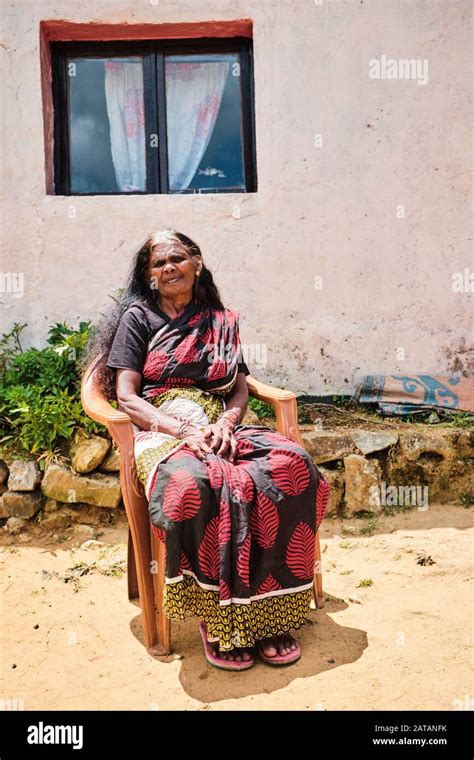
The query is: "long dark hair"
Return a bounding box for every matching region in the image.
[80,229,225,400]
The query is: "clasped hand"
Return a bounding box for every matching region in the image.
[180,419,237,462]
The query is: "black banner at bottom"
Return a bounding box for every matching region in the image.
[0,709,472,757]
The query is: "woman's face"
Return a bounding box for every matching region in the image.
[148,241,201,299]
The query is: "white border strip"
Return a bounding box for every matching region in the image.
[165,568,313,604]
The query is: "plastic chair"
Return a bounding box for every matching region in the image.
[81,356,326,656]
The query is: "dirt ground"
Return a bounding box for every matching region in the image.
[1,503,472,712]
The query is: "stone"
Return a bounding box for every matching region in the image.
[80,539,105,550]
[317,466,344,515]
[351,431,398,455]
[70,436,111,474]
[7,460,41,491]
[73,524,95,538]
[44,498,60,512]
[40,509,75,531]
[99,446,121,473]
[446,430,474,459]
[302,432,356,464]
[398,432,452,462]
[387,450,473,504]
[2,490,42,519]
[5,516,27,535]
[41,463,121,508]
[0,484,8,516]
[344,454,382,515]
[0,460,9,485]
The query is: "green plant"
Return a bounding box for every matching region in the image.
[357,579,374,588]
[296,402,312,424]
[438,411,474,428]
[330,395,352,408]
[47,321,92,366]
[0,321,105,456]
[247,397,275,419]
[357,517,378,536]
[459,492,473,508]
[0,322,27,374]
[1,388,101,453]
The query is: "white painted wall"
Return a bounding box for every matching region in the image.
[1,0,471,393]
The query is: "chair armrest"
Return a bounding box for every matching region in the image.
[245,375,304,446]
[81,356,146,498]
[80,356,129,425]
[81,382,131,427]
[245,375,296,403]
[81,356,135,451]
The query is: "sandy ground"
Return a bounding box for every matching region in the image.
[1,504,472,712]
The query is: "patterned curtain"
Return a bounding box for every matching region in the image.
[104,60,146,192]
[165,61,230,191]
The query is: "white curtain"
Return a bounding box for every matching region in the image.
[104,60,146,192]
[165,61,230,191]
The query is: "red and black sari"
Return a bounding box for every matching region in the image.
[119,297,330,652]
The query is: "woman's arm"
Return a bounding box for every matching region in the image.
[115,369,183,434]
[220,371,249,424]
[115,369,214,460]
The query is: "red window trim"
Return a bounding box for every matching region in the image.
[40,18,253,193]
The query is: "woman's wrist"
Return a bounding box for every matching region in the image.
[217,406,241,430]
[149,410,200,438]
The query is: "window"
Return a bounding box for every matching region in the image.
[51,38,256,195]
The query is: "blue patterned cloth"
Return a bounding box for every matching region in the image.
[354,375,474,417]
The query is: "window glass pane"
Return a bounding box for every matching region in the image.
[68,57,146,193]
[165,53,245,192]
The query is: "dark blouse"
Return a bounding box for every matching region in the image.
[106,300,250,382]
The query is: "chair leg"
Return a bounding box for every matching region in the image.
[150,527,171,655]
[313,532,326,609]
[127,526,139,601]
[126,505,170,656]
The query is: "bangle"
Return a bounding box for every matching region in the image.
[219,407,240,427]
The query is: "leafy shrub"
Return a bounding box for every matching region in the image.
[0,322,105,457]
[247,397,274,419]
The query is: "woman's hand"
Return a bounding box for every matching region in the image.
[177,423,214,461]
[202,421,239,462]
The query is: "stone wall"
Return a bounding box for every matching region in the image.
[1,425,472,539]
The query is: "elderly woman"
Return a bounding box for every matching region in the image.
[86,229,330,671]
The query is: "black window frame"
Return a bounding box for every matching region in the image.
[51,37,257,196]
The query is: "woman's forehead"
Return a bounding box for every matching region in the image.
[150,241,190,259]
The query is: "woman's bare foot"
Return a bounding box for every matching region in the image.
[259,633,299,658]
[209,641,253,662]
